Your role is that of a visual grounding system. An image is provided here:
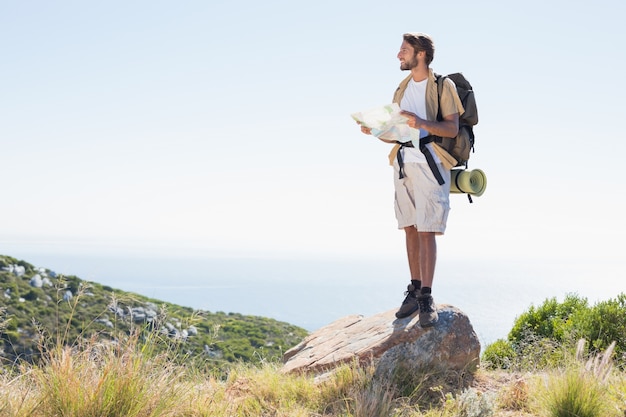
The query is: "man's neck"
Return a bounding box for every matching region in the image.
[411,66,429,82]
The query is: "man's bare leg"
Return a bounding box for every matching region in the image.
[405,226,422,281]
[403,226,439,326]
[395,226,422,319]
[417,231,436,289]
[404,227,436,286]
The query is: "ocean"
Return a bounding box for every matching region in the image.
[2,250,622,348]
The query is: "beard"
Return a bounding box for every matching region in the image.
[400,54,419,71]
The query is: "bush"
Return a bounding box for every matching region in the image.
[485,293,626,370]
[568,294,626,358]
[482,339,516,369]
[23,289,40,301]
[509,293,588,344]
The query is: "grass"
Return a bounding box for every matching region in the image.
[529,340,619,417]
[2,328,625,417]
[2,300,626,417]
[2,262,626,416]
[539,369,608,417]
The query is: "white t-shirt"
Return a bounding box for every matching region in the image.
[400,78,440,164]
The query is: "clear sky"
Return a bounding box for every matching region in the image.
[2,0,626,270]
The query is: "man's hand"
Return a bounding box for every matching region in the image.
[356,120,372,135]
[400,110,424,130]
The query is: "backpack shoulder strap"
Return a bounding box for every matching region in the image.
[434,74,446,121]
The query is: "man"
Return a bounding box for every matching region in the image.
[360,33,463,327]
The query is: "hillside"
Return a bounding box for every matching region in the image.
[0,254,308,371]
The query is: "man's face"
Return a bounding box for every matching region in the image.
[398,40,419,71]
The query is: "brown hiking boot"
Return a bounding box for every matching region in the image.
[395,284,419,319]
[417,294,438,327]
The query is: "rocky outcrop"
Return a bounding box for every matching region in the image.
[282,304,480,378]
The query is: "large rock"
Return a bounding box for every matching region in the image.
[29,274,43,288]
[282,304,480,377]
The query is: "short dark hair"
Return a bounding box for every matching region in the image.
[403,33,435,66]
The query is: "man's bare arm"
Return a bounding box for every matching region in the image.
[400,111,459,138]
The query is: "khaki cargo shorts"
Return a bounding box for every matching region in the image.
[393,161,451,234]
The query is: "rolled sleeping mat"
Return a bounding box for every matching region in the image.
[450,169,487,197]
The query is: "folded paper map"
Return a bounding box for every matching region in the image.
[351,103,419,144]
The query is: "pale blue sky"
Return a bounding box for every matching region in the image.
[2,0,625,271]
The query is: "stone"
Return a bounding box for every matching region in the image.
[3,264,26,277]
[96,318,114,328]
[108,305,125,317]
[282,304,480,377]
[29,274,43,288]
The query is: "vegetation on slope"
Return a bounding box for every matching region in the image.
[0,254,307,374]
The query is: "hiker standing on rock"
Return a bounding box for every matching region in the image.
[359,33,464,327]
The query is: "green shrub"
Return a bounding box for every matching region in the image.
[568,294,626,357]
[485,293,626,371]
[23,289,40,301]
[515,336,566,370]
[509,294,588,344]
[482,339,516,369]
